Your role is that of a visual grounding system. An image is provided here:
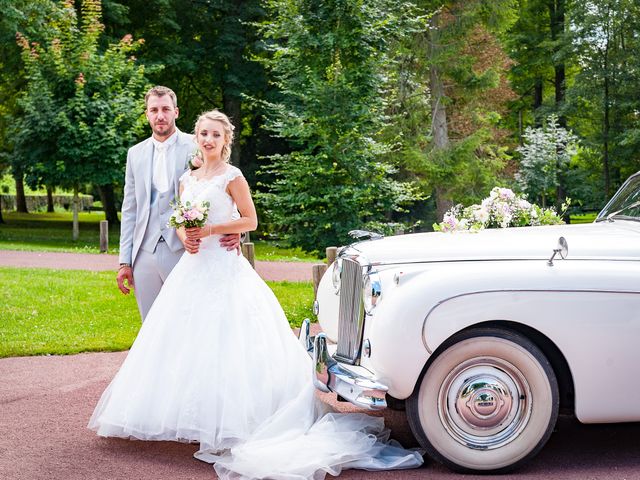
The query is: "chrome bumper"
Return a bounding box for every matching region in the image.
[298,319,388,410]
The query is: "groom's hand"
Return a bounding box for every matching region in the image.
[117,266,134,294]
[219,233,241,255]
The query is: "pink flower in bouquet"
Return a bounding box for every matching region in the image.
[183,207,204,222]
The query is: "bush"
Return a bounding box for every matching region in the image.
[0,194,93,211]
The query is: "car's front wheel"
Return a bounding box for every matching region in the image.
[407,327,559,473]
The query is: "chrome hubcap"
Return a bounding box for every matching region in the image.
[439,358,532,450]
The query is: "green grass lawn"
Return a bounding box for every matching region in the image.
[0,211,120,253]
[0,267,314,358]
[0,211,321,261]
[570,212,598,224]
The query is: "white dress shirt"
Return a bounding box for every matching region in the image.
[152,131,178,193]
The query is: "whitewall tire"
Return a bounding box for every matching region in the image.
[407,327,559,473]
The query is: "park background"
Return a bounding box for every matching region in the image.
[1,0,639,357]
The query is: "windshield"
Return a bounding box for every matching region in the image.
[597,173,640,222]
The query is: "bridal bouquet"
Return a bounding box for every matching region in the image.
[167,199,210,229]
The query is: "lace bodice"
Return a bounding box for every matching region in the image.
[179,165,243,226]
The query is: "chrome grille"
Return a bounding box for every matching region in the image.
[335,258,365,364]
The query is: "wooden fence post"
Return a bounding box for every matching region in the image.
[242,242,255,269]
[99,220,108,253]
[312,264,327,296]
[326,246,337,266]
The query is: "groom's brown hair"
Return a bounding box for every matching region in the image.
[144,86,177,109]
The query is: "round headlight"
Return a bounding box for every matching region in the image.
[331,258,342,294]
[363,272,382,315]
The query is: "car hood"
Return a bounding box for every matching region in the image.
[346,221,640,265]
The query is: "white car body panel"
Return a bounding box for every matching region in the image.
[316,220,640,424]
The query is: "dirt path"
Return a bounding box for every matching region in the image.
[0,250,313,282]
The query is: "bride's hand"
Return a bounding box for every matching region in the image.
[177,227,201,254]
[185,226,210,241]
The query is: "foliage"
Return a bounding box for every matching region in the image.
[392,0,518,222]
[12,0,149,192]
[434,186,567,232]
[516,114,578,206]
[0,267,314,357]
[257,0,421,252]
[566,0,640,199]
[101,0,270,176]
[0,0,60,215]
[504,0,571,123]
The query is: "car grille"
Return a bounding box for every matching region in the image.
[335,258,365,364]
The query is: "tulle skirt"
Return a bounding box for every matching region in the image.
[88,240,423,479]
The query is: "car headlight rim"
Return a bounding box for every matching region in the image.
[363,271,382,315]
[332,258,342,294]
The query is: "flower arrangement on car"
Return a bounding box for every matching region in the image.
[434,187,569,232]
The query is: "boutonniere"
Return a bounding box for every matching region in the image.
[187,149,204,170]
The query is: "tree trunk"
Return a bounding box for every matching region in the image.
[603,75,611,199]
[46,186,54,213]
[601,26,611,199]
[223,94,242,168]
[72,185,80,241]
[548,0,566,126]
[428,17,452,222]
[98,184,120,225]
[0,197,4,224]
[14,170,28,213]
[533,78,543,126]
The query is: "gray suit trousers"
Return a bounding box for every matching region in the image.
[133,240,183,321]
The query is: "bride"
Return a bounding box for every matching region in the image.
[88,110,423,479]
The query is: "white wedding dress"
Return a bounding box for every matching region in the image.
[88,165,423,479]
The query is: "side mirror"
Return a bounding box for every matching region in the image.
[547,236,569,266]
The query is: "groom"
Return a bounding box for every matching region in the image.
[117,86,239,320]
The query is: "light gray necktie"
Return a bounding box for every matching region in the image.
[153,143,169,192]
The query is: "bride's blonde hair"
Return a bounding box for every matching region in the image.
[194,110,235,163]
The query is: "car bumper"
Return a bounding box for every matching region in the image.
[298,319,388,410]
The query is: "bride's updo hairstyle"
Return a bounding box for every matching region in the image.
[194,110,235,163]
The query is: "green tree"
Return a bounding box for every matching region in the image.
[516,114,577,206]
[13,0,149,237]
[101,0,270,180]
[394,0,517,222]
[567,0,640,200]
[0,0,59,215]
[257,0,420,252]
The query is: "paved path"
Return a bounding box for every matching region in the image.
[2,344,640,480]
[0,250,313,282]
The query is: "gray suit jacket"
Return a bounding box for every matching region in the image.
[119,129,194,266]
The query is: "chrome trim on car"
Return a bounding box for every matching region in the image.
[363,271,382,315]
[313,333,388,410]
[298,319,388,410]
[334,257,366,364]
[439,356,532,450]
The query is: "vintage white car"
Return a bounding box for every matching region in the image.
[300,172,640,473]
